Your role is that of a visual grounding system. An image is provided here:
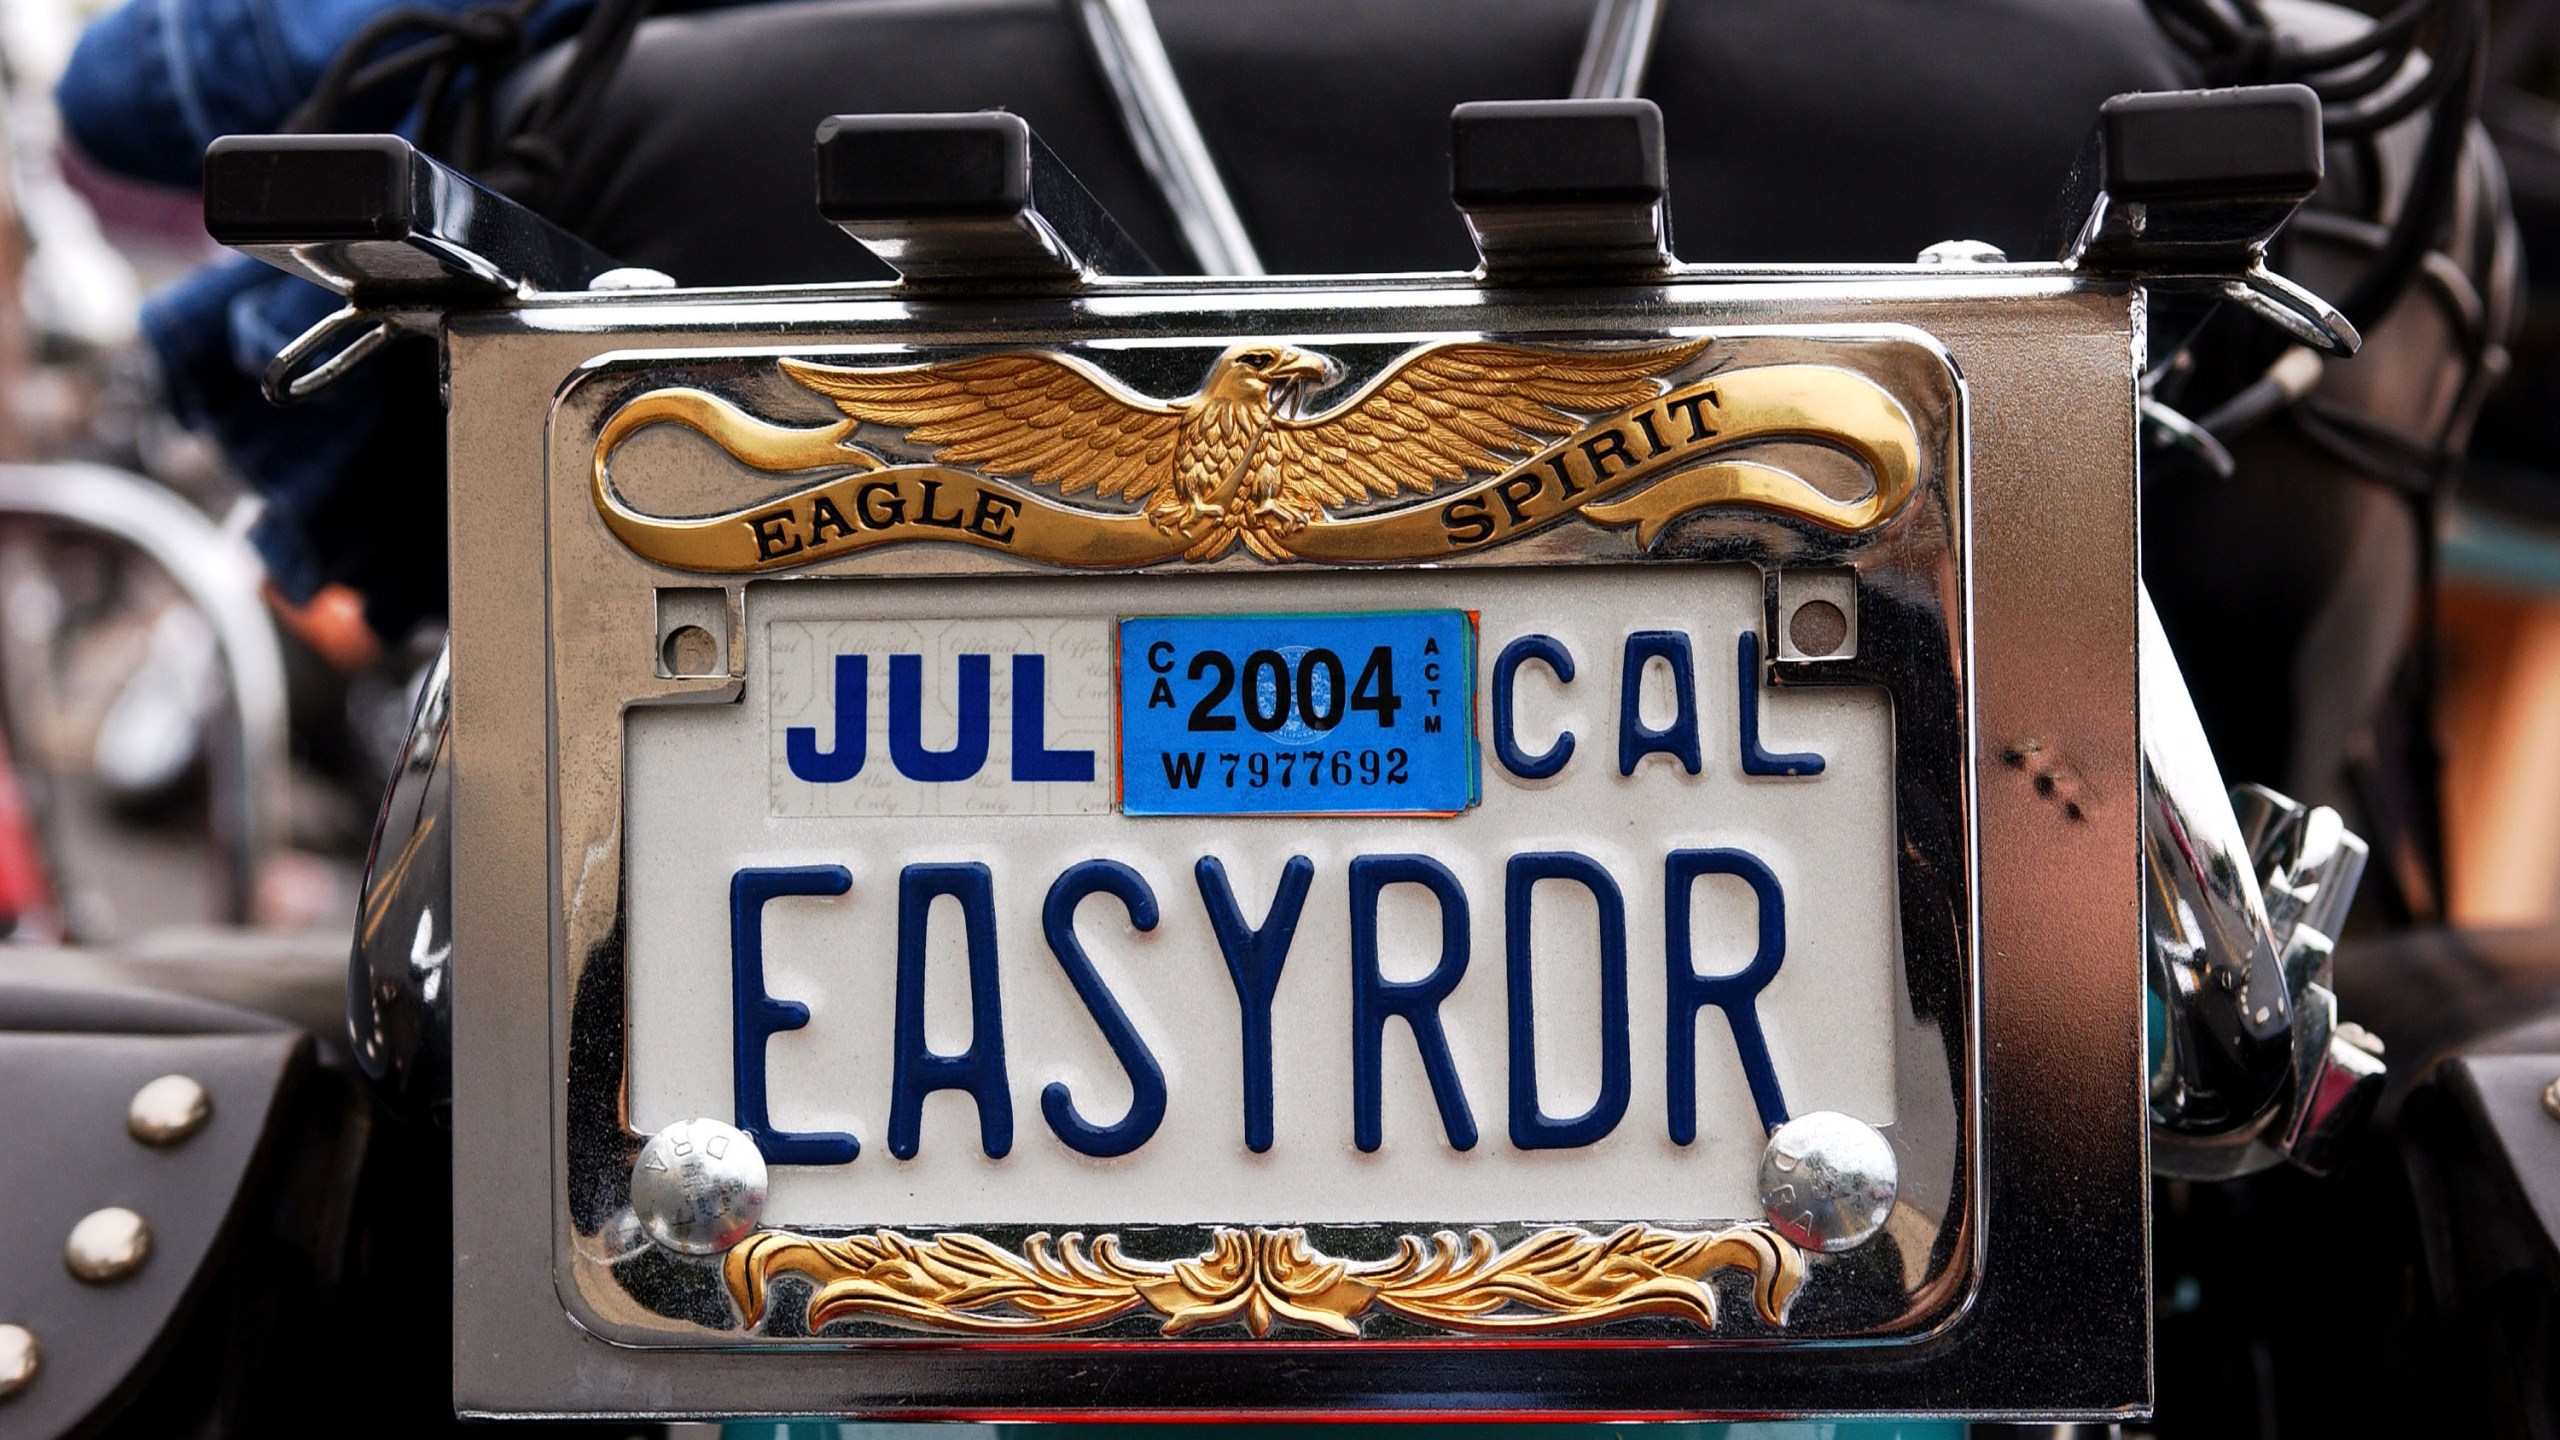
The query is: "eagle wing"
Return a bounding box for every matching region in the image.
[1258,339,1711,507]
[778,353,1184,499]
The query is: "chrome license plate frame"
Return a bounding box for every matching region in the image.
[445,268,2147,1419]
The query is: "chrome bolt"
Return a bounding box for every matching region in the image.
[2543,1076,2560,1125]
[127,1074,211,1146]
[1759,1111,1899,1253]
[65,1207,150,1283]
[0,1324,35,1398]
[588,266,677,291]
[630,1117,767,1255]
[1916,238,2008,266]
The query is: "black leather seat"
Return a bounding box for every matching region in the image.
[515,0,2196,285]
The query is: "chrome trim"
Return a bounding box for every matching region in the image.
[1068,0,1264,276]
[2233,781,2380,1175]
[2141,589,2379,1178]
[1570,0,1665,101]
[264,305,403,404]
[546,320,1974,1352]
[440,265,2147,1416]
[2140,586,2292,1169]
[349,640,453,1124]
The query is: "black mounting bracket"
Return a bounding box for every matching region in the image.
[205,134,620,304]
[203,134,628,403]
[1449,99,1676,283]
[815,111,1159,285]
[2056,84,2359,356]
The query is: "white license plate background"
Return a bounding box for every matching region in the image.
[624,566,1898,1228]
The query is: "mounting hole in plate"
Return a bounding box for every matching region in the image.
[661,624,720,677]
[1789,600,1849,658]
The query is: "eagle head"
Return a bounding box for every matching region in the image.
[1200,343,1336,419]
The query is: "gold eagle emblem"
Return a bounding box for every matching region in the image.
[776,338,1710,561]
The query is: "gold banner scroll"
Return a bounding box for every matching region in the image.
[589,360,1921,573]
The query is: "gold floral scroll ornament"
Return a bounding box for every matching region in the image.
[589,338,1921,572]
[723,1222,1805,1338]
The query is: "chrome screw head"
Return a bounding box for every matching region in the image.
[589,266,677,291]
[630,1118,767,1255]
[65,1207,151,1282]
[0,1324,35,1398]
[2543,1076,2560,1125]
[127,1074,212,1146]
[1759,1111,1899,1254]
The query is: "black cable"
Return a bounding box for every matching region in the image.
[2289,0,2437,71]
[284,1,534,134]
[336,18,511,107]
[410,0,550,165]
[507,0,646,136]
[2145,0,2441,92]
[2318,0,2469,137]
[2337,0,2485,332]
[2325,21,2472,139]
[2303,45,2419,105]
[2135,0,2490,919]
[2142,0,2247,67]
[2149,0,2247,50]
[477,0,654,208]
[277,0,651,212]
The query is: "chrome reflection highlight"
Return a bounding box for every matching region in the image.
[2234,781,2380,1175]
[2142,588,2379,1178]
[1070,0,1262,275]
[349,640,453,1125]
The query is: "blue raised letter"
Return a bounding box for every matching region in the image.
[1197,854,1313,1152]
[889,862,1014,1158]
[1349,854,1477,1153]
[1619,631,1702,775]
[889,653,990,782]
[1012,654,1097,782]
[1737,631,1824,777]
[785,655,867,783]
[1041,860,1166,1157]
[1492,634,1576,780]
[1505,851,1630,1150]
[1665,848,1791,1139]
[731,865,859,1164]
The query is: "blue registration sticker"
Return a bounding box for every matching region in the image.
[1118,611,1478,816]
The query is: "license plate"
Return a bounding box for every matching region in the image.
[630,564,1898,1249]
[470,304,2127,1419]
